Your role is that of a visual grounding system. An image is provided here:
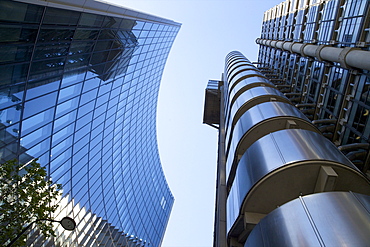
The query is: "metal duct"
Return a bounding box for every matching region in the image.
[256,38,370,71]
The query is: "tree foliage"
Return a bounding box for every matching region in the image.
[0,159,62,246]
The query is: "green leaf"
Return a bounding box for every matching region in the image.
[0,159,63,246]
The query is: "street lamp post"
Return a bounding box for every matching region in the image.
[6,217,76,247]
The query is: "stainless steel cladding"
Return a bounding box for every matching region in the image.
[223,51,370,246]
[245,192,370,247]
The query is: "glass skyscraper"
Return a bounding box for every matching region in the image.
[0,0,180,246]
[204,0,370,246]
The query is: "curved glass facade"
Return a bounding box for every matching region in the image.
[0,0,180,245]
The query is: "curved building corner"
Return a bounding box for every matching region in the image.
[0,0,180,246]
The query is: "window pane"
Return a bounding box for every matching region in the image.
[43,7,80,25]
[23,92,57,118]
[21,108,54,136]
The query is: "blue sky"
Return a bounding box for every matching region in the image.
[107,1,282,246]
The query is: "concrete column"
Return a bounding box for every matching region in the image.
[214,81,227,247]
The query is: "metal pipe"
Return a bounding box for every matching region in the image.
[296,103,316,108]
[346,50,370,70]
[318,125,335,133]
[291,43,303,54]
[302,44,317,57]
[256,38,370,71]
[346,151,367,161]
[276,41,284,49]
[312,119,337,125]
[338,143,370,152]
[283,42,292,52]
[320,46,342,63]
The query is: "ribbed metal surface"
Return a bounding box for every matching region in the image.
[228,77,274,106]
[225,102,318,179]
[227,129,370,233]
[222,51,370,244]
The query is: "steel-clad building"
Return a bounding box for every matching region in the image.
[204,0,370,246]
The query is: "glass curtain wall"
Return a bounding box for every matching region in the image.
[0,0,180,245]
